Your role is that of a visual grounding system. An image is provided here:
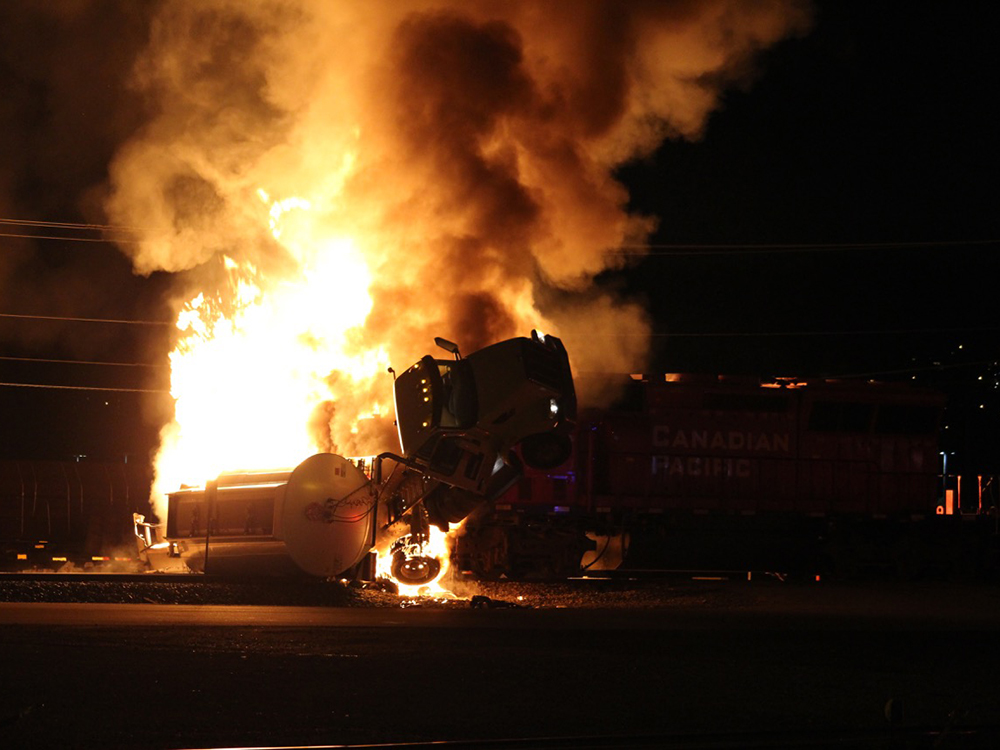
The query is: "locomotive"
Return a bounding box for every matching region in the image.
[453,374,999,579]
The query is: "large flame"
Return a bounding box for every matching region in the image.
[154,191,390,504]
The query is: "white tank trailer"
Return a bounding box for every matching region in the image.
[147,453,375,576]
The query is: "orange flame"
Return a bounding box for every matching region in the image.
[152,191,389,515]
[375,523,457,599]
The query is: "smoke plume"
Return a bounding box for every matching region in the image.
[2,1,810,480]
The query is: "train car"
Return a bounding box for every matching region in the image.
[453,375,997,579]
[0,458,152,570]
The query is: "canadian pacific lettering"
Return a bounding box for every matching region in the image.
[652,455,752,478]
[652,427,790,453]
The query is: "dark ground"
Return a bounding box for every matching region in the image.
[2,578,1000,748]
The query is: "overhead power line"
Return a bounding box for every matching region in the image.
[4,311,997,338]
[0,217,141,246]
[0,231,137,244]
[3,215,995,255]
[597,326,1000,338]
[0,355,166,369]
[0,381,167,394]
[0,216,141,232]
[0,312,171,327]
[815,361,998,380]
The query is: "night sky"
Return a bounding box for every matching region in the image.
[619,2,997,372]
[1,1,997,470]
[616,2,999,470]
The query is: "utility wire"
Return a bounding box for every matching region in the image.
[0,355,166,369]
[5,232,994,252]
[0,218,95,229]
[0,312,171,326]
[0,217,141,245]
[818,361,999,381]
[3,216,995,254]
[0,217,139,231]
[0,231,137,244]
[3,311,997,337]
[0,381,168,394]
[601,326,1000,337]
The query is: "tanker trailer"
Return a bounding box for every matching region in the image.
[151,453,375,576]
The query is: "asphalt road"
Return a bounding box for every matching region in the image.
[3,584,1000,749]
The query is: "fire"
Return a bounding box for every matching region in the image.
[151,192,389,515]
[375,523,458,598]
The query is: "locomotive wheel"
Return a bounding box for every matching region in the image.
[391,551,442,585]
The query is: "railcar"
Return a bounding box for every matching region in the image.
[0,458,152,570]
[454,375,998,579]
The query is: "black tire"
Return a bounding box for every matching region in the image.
[390,551,441,585]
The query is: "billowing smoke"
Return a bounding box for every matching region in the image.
[1,1,810,484]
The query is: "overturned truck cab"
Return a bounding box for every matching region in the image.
[376,330,576,584]
[390,330,576,499]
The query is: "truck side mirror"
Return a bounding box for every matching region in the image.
[434,337,461,359]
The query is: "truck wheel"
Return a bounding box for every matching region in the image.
[390,551,442,586]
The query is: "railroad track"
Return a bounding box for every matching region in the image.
[0,567,776,585]
[0,571,218,584]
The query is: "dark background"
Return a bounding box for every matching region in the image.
[612,1,999,472]
[1,2,997,471]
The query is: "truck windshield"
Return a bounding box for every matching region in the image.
[437,360,477,429]
[394,357,478,457]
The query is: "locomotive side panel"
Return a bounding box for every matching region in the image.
[797,391,942,517]
[580,379,944,519]
[586,382,798,513]
[456,376,957,578]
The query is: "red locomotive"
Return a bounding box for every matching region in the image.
[454,374,997,579]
